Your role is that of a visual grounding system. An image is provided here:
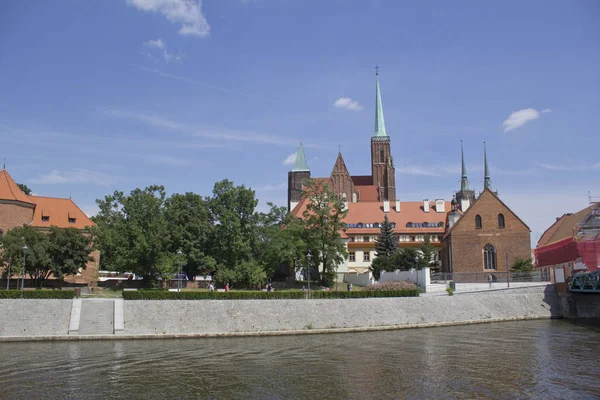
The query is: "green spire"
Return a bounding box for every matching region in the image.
[292,142,309,172]
[484,141,492,190]
[461,140,469,191]
[374,70,387,137]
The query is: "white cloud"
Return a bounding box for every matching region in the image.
[127,0,210,37]
[80,204,100,218]
[333,97,363,111]
[283,153,296,166]
[503,108,541,132]
[541,108,552,113]
[396,164,462,177]
[29,169,119,186]
[254,182,286,191]
[143,38,165,49]
[540,162,600,172]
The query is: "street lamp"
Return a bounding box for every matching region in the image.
[22,245,27,295]
[6,257,11,290]
[177,249,183,293]
[306,253,311,297]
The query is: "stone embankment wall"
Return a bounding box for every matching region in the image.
[0,286,566,341]
[557,293,600,319]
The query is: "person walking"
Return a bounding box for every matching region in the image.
[487,275,493,289]
[225,283,230,292]
[209,282,214,292]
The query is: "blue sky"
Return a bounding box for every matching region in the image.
[0,0,598,242]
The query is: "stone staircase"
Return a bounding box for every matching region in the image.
[77,300,114,335]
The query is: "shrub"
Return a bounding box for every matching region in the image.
[123,289,419,300]
[0,290,75,299]
[365,281,417,291]
[446,287,454,296]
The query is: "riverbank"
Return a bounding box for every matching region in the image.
[0,286,564,341]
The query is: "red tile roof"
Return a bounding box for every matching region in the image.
[537,203,598,247]
[0,169,95,229]
[351,175,373,186]
[0,170,35,205]
[355,185,379,202]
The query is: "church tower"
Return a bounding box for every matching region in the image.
[288,143,310,212]
[370,70,396,202]
[455,140,475,211]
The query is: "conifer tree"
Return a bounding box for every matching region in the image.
[375,215,397,257]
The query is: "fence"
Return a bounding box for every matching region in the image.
[430,271,551,293]
[379,268,431,291]
[343,272,374,286]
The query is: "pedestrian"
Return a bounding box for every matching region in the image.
[267,282,272,292]
[349,283,353,291]
[209,282,214,292]
[225,283,230,292]
[488,274,493,289]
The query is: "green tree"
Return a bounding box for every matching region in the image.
[208,179,259,280]
[511,257,533,272]
[255,203,307,279]
[165,192,216,280]
[375,215,397,257]
[420,235,436,268]
[92,185,172,286]
[17,183,32,196]
[393,247,427,271]
[370,255,391,280]
[0,225,94,287]
[302,179,348,286]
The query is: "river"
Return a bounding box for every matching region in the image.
[0,319,598,399]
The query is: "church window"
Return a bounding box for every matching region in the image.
[363,252,370,262]
[352,192,357,203]
[475,215,482,229]
[349,252,355,262]
[379,147,385,163]
[483,244,497,270]
[498,214,505,229]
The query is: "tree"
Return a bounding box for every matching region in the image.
[17,183,32,196]
[0,225,94,287]
[92,185,172,286]
[208,180,259,275]
[420,235,436,268]
[165,192,216,280]
[370,255,391,280]
[375,215,397,257]
[393,247,427,271]
[511,257,533,272]
[302,179,348,286]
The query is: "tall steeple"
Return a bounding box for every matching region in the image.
[291,143,309,172]
[461,140,469,191]
[374,68,387,137]
[484,141,492,190]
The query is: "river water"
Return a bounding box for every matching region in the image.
[1,320,598,399]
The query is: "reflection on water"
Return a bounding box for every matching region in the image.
[1,320,599,399]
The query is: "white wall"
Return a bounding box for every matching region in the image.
[343,272,374,286]
[379,267,431,291]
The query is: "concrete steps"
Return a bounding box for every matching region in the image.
[77,300,114,335]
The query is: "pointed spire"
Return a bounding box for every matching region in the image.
[374,67,387,137]
[484,141,492,190]
[291,143,309,172]
[460,140,469,191]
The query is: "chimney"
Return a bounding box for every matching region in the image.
[395,200,400,213]
[460,198,470,212]
[423,199,430,213]
[435,199,445,213]
[383,200,390,213]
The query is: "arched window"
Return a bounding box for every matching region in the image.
[483,244,497,270]
[498,213,505,229]
[379,147,385,163]
[475,215,482,229]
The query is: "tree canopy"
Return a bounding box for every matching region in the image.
[17,183,32,196]
[375,215,397,257]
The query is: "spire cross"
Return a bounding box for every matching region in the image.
[2,158,5,170]
[375,65,379,75]
[337,144,342,153]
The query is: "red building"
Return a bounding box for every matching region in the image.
[535,202,600,275]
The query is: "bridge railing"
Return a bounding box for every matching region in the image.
[568,270,600,293]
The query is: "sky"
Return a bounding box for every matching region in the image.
[0,0,598,243]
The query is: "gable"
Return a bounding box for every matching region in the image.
[449,189,530,235]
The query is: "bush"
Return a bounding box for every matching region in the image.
[123,289,419,300]
[446,287,454,296]
[365,281,417,291]
[0,290,75,299]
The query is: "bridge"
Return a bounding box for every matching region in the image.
[568,270,600,293]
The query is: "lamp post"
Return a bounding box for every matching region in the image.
[22,245,27,295]
[6,257,11,290]
[177,249,183,293]
[306,253,311,297]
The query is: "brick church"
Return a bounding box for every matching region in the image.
[0,168,99,285]
[288,72,531,278]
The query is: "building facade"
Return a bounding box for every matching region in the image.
[0,168,99,285]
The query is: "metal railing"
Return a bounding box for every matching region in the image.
[430,271,551,292]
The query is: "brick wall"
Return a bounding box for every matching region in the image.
[0,202,34,232]
[445,190,531,273]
